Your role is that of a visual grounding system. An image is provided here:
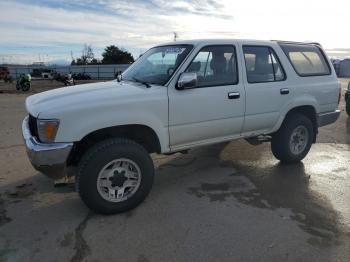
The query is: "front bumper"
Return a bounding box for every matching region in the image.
[22,116,73,179]
[317,110,341,127]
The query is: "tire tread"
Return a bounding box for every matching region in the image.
[76,138,154,214]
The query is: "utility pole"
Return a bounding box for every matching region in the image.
[173,32,178,42]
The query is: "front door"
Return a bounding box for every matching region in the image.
[168,45,245,150]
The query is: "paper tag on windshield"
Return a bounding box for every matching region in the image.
[165,47,185,54]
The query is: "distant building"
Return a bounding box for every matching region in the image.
[31,62,45,66]
[333,58,350,77]
[331,59,341,75]
[338,59,350,77]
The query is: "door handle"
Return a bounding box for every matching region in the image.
[280,88,289,95]
[228,92,240,99]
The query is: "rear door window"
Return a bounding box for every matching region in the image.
[243,46,286,83]
[280,44,331,76]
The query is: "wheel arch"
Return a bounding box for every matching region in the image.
[278,105,318,143]
[67,124,161,166]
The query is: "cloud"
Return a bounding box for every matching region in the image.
[0,0,350,64]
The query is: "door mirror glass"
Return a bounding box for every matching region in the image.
[176,72,198,90]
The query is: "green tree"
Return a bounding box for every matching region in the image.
[102,45,134,64]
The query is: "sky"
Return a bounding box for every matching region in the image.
[0,0,350,65]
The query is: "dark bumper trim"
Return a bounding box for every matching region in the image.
[317,110,340,127]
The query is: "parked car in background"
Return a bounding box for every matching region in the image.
[52,72,75,86]
[41,69,55,79]
[0,66,13,83]
[31,68,55,79]
[22,39,340,214]
[72,72,91,80]
[346,82,350,116]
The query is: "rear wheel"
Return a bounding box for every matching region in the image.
[76,138,154,214]
[271,113,314,163]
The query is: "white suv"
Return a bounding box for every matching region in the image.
[22,39,340,214]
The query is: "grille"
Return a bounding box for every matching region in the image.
[28,115,39,138]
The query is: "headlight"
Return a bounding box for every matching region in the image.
[37,119,60,143]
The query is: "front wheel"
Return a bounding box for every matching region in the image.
[76,138,154,214]
[271,113,314,163]
[21,82,31,92]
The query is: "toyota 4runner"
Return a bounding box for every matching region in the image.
[22,39,341,214]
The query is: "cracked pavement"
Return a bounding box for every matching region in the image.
[0,80,350,262]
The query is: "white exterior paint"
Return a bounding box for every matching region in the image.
[25,39,340,154]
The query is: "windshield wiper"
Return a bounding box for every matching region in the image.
[132,77,151,88]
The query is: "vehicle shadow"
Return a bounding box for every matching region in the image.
[155,140,350,248]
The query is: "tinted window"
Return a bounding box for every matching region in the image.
[186,45,238,87]
[280,44,331,76]
[243,46,285,83]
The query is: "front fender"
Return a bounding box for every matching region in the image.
[53,102,169,153]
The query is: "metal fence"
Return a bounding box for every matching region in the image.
[7,64,130,80]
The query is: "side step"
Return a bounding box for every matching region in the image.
[245,135,271,145]
[163,150,189,155]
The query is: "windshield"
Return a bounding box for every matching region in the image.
[122,45,192,86]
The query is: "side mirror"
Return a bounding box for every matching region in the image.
[176,72,198,90]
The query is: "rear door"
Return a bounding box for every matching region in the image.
[240,43,291,135]
[168,44,245,149]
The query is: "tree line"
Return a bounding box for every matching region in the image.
[71,44,135,65]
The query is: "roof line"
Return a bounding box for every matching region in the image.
[271,40,321,46]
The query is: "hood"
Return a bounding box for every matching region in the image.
[26,80,158,117]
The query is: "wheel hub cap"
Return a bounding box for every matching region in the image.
[97,158,142,203]
[109,170,128,187]
[289,126,309,155]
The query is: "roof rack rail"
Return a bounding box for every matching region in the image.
[271,40,321,46]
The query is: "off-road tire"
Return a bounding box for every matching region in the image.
[76,138,154,214]
[271,113,314,163]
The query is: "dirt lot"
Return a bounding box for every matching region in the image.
[0,79,99,94]
[0,79,349,262]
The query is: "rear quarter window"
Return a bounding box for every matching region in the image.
[280,44,331,76]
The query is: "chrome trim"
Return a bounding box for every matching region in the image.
[22,116,73,178]
[317,110,340,127]
[177,72,198,89]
